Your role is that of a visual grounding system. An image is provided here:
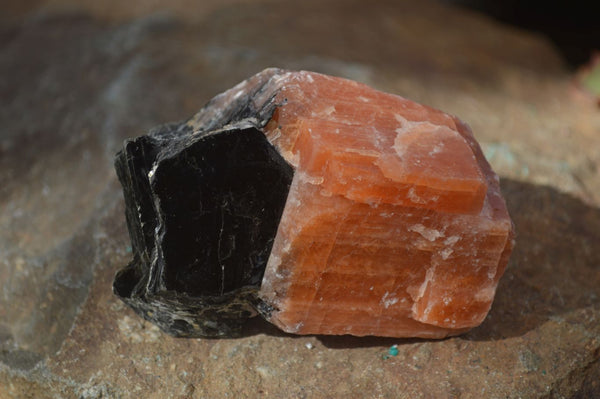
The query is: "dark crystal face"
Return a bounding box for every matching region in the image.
[151,127,293,297]
[112,69,293,337]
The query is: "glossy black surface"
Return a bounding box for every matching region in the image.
[152,128,293,296]
[113,122,293,337]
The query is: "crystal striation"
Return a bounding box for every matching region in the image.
[114,68,514,338]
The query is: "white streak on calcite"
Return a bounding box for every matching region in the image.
[408,224,445,241]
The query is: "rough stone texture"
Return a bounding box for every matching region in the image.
[0,0,599,398]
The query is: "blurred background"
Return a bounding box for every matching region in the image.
[4,0,600,68]
[449,0,599,68]
[1,1,599,398]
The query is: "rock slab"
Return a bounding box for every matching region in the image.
[1,0,599,397]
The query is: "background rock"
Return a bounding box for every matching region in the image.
[1,0,599,397]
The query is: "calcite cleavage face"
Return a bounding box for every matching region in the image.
[113,68,514,338]
[251,71,514,338]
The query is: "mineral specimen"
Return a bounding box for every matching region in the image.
[114,68,514,338]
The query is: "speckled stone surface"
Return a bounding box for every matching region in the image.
[1,0,599,398]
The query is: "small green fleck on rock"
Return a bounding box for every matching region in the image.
[388,345,399,357]
[519,349,540,372]
[582,62,600,96]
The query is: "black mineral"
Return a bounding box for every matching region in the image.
[114,115,293,336]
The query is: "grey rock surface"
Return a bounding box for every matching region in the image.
[1,0,599,398]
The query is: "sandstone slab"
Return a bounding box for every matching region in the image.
[1,0,599,398]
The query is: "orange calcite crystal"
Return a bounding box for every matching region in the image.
[256,70,514,338]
